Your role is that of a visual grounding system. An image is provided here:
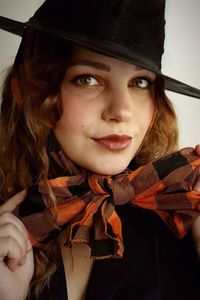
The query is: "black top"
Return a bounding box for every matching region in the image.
[29,206,200,300]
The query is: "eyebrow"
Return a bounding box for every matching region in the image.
[66,59,111,72]
[66,58,154,77]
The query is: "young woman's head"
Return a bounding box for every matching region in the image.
[0,29,178,198]
[54,46,156,175]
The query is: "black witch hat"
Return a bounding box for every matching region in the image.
[0,0,200,98]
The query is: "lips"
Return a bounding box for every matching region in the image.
[93,134,132,151]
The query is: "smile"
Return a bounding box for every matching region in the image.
[93,134,132,151]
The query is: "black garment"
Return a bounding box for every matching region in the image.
[30,206,200,300]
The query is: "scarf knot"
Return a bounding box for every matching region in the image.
[88,173,135,205]
[88,174,112,195]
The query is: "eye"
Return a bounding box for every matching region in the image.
[72,75,100,87]
[130,77,152,89]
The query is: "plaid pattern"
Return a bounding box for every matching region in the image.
[17,147,200,259]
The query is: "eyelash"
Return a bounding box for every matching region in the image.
[71,74,101,87]
[129,77,153,89]
[71,74,154,89]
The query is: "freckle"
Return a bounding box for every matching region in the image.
[81,125,85,128]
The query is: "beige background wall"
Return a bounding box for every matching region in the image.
[0,0,200,148]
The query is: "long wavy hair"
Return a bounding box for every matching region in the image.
[0,29,179,298]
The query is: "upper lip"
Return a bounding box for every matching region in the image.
[93,134,132,142]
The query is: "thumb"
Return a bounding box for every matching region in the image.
[0,189,27,214]
[193,180,200,192]
[194,144,200,156]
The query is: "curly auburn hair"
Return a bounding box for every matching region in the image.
[0,29,179,298]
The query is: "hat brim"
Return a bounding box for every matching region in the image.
[1,15,200,99]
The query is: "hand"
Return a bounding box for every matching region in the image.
[191,144,200,258]
[194,144,200,156]
[0,190,34,300]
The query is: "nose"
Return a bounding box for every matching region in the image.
[102,88,133,122]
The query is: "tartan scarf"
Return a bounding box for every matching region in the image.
[17,145,200,259]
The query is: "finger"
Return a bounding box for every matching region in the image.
[193,164,200,192]
[0,190,27,215]
[0,211,32,265]
[193,167,200,210]
[0,224,29,263]
[180,147,194,156]
[194,144,200,156]
[0,212,30,243]
[194,180,200,192]
[0,237,22,271]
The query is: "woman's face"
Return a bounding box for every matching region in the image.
[54,46,156,175]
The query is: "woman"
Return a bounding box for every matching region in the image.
[0,0,200,299]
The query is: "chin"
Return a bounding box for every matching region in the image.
[88,162,130,176]
[73,154,134,175]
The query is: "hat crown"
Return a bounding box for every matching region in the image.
[1,0,200,98]
[28,0,165,69]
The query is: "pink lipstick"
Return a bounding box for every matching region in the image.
[93,134,132,151]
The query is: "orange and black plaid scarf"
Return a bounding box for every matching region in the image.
[17,146,200,259]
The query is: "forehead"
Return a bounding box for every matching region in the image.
[68,46,153,74]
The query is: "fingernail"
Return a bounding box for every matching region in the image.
[19,189,27,195]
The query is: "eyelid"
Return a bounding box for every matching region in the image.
[128,76,154,88]
[131,70,156,82]
[71,73,103,86]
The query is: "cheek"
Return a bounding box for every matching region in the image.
[143,106,155,129]
[57,95,96,132]
[135,99,155,133]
